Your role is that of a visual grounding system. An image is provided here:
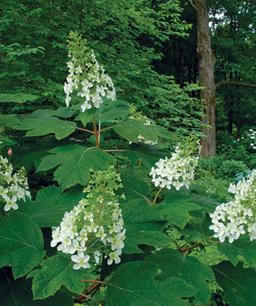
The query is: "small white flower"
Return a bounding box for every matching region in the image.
[71,252,90,270]
[0,156,30,212]
[4,199,18,212]
[107,251,121,265]
[210,170,256,243]
[150,145,198,191]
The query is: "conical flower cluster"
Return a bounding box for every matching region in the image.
[51,167,126,270]
[150,144,199,190]
[64,32,116,112]
[210,170,256,243]
[0,155,30,211]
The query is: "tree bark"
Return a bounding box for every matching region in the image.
[190,0,216,156]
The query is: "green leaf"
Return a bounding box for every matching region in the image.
[31,107,75,119]
[98,99,129,123]
[0,114,21,127]
[76,100,129,127]
[182,210,212,243]
[20,117,76,140]
[75,108,95,127]
[121,200,170,253]
[29,254,92,299]
[123,144,165,169]
[161,191,202,229]
[0,93,39,104]
[13,137,58,169]
[148,249,215,304]
[0,134,16,148]
[106,261,195,306]
[0,113,76,140]
[19,186,83,227]
[113,120,173,143]
[214,261,256,306]
[194,245,227,266]
[218,238,256,268]
[189,189,221,213]
[0,278,73,306]
[37,145,116,190]
[0,213,44,278]
[121,168,151,201]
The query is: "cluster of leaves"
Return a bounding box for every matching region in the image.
[0,91,255,305]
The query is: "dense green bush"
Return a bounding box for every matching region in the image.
[198,156,249,179]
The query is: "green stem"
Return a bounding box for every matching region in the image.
[76,127,95,134]
[152,188,163,205]
[93,117,100,148]
[100,125,116,132]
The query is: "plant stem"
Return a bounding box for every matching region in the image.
[76,126,95,134]
[100,125,116,132]
[152,188,163,205]
[93,117,100,148]
[104,149,125,152]
[179,242,202,254]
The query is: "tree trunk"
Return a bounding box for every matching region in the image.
[190,0,216,156]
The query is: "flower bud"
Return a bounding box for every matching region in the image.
[7,148,13,156]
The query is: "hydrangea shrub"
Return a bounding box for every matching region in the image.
[0,31,255,305]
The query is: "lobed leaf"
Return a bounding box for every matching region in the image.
[37,144,116,190]
[19,186,83,227]
[0,213,44,278]
[29,254,93,300]
[121,199,170,253]
[214,261,256,306]
[113,120,173,143]
[147,249,215,304]
[105,261,196,306]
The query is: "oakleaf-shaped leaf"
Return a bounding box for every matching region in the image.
[105,261,195,306]
[29,254,93,299]
[76,100,129,127]
[0,213,44,278]
[123,144,165,169]
[218,238,256,268]
[37,145,116,190]
[214,261,256,306]
[0,113,76,140]
[19,186,83,227]
[113,120,173,143]
[20,117,76,140]
[147,249,215,304]
[161,191,202,229]
[120,168,151,202]
[31,107,74,119]
[121,200,170,253]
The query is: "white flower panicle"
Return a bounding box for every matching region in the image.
[64,32,116,112]
[150,144,199,190]
[51,167,126,270]
[0,155,30,211]
[210,170,256,243]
